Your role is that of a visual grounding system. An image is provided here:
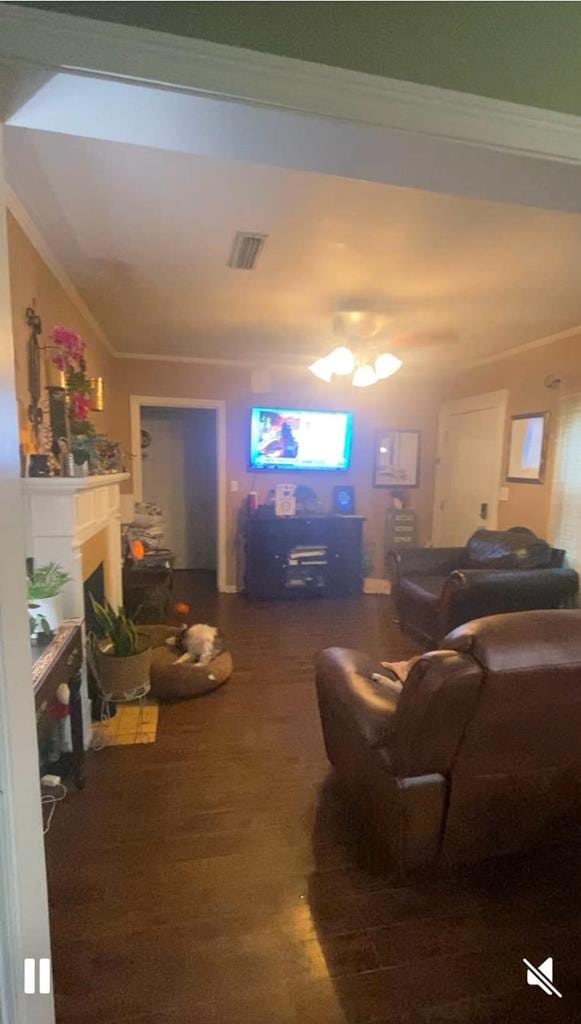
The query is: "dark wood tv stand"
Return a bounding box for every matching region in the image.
[244,513,365,599]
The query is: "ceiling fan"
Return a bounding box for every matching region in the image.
[309,310,401,388]
[309,311,457,385]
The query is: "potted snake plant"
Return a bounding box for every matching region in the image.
[90,597,151,697]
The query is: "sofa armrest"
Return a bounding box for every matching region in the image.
[440,567,579,633]
[315,648,400,750]
[388,546,465,581]
[550,548,567,568]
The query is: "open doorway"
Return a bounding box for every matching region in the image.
[130,395,227,594]
[140,405,217,591]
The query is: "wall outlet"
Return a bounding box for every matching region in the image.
[499,486,510,502]
[230,480,239,492]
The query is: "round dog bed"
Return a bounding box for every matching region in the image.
[137,625,233,701]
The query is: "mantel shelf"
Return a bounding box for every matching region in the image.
[21,472,129,493]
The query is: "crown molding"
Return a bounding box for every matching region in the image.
[9,186,581,377]
[116,350,305,372]
[6,193,310,372]
[459,323,581,373]
[6,188,117,355]
[2,4,581,166]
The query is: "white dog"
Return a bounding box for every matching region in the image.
[167,623,225,666]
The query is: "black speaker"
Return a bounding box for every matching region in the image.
[333,485,355,515]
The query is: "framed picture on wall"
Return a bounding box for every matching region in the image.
[506,411,549,484]
[374,430,420,488]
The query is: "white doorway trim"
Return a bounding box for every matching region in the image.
[3,3,581,169]
[4,8,581,214]
[432,389,508,545]
[0,126,55,1024]
[130,395,227,593]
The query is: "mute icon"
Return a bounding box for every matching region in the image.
[523,957,562,998]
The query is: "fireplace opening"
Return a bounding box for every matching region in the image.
[83,562,115,720]
[84,561,105,631]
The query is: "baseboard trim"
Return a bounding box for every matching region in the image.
[221,584,240,595]
[364,578,391,595]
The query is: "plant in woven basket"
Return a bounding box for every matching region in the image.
[90,596,139,657]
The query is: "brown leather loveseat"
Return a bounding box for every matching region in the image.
[388,527,578,644]
[315,610,581,873]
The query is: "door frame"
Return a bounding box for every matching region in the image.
[432,389,508,545]
[129,395,227,593]
[0,126,55,1024]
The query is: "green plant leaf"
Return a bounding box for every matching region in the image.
[27,561,71,599]
[90,594,140,656]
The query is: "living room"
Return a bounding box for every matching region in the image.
[4,5,581,1024]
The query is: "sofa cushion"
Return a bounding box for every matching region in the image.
[464,529,552,570]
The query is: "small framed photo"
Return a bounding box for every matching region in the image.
[374,430,420,488]
[507,411,549,484]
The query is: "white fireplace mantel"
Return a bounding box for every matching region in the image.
[22,472,129,615]
[22,473,129,746]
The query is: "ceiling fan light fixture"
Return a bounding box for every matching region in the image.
[327,345,355,376]
[352,364,377,388]
[374,352,402,380]
[309,357,333,383]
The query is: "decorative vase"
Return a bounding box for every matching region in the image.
[31,593,63,634]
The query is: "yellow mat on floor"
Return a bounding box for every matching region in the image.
[91,700,159,747]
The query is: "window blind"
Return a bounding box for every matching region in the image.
[550,392,581,573]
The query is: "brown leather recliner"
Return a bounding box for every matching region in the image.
[387,527,578,645]
[315,610,581,873]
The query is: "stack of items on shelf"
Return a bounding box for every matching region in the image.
[127,502,166,553]
[122,502,175,622]
[285,544,328,591]
[123,502,175,570]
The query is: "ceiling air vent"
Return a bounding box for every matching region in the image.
[228,231,268,270]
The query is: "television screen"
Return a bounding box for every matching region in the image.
[250,407,353,471]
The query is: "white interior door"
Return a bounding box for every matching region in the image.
[433,391,508,546]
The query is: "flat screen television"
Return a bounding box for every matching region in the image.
[249,407,353,471]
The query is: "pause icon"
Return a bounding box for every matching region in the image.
[24,958,51,995]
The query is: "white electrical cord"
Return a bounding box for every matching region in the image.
[41,781,68,835]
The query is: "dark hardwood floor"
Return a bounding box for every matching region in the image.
[46,581,581,1022]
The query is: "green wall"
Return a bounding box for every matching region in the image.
[17,2,581,116]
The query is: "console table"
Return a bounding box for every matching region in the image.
[244,514,365,599]
[32,619,85,789]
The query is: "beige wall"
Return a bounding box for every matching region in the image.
[7,211,123,456]
[116,358,441,586]
[13,195,581,585]
[445,332,581,540]
[7,209,442,588]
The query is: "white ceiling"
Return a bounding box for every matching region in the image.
[6,125,581,371]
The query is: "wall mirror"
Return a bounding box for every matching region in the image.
[506,411,549,484]
[374,430,420,487]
